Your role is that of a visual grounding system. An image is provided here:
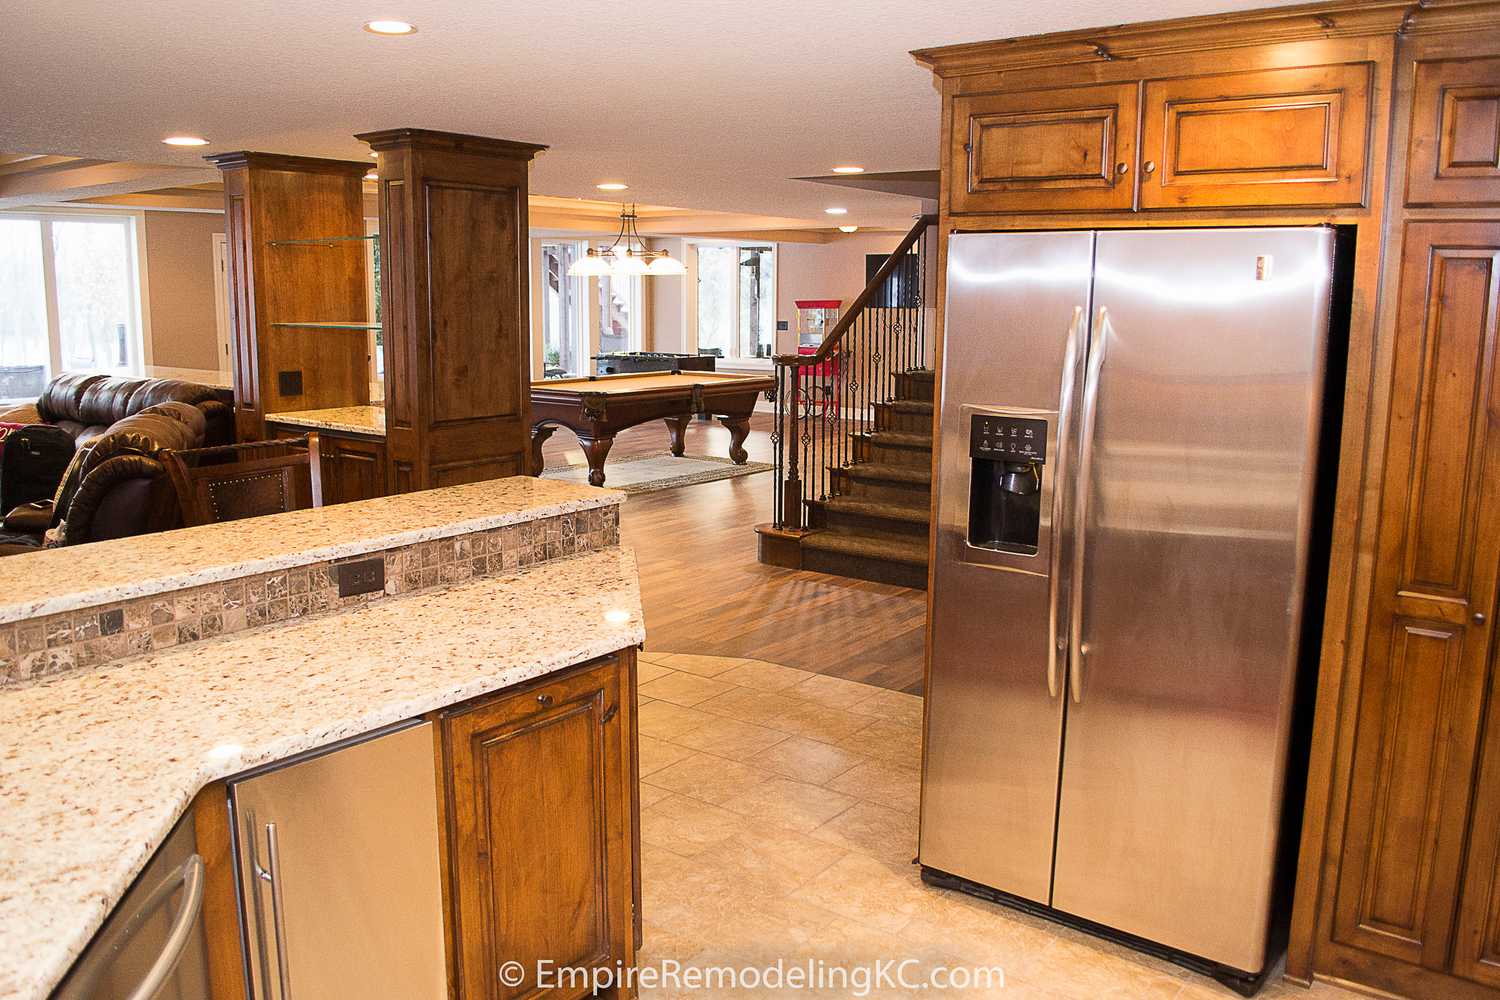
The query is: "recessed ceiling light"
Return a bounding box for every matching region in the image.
[596,182,628,192]
[838,225,859,233]
[831,165,865,174]
[824,207,848,215]
[162,135,209,147]
[363,19,416,35]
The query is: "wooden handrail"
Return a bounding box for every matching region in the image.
[774,213,937,366]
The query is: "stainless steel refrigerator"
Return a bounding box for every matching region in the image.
[919,227,1336,984]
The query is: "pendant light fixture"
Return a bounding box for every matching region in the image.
[569,204,686,278]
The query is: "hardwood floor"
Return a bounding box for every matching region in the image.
[543,414,928,694]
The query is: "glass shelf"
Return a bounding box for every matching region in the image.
[268,234,378,247]
[271,321,382,331]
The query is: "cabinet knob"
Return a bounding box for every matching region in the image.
[1116,162,1129,175]
[1476,613,1488,626]
[1143,160,1157,175]
[536,693,554,707]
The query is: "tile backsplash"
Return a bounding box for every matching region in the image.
[0,505,618,686]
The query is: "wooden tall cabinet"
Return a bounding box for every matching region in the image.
[207,153,373,441]
[440,654,636,999]
[358,129,545,493]
[915,3,1500,998]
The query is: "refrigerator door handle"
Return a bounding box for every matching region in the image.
[1047,305,1085,698]
[1069,306,1111,704]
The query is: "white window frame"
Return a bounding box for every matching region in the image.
[593,245,643,358]
[533,238,590,378]
[685,238,776,371]
[0,208,151,392]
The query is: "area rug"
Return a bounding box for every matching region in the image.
[541,452,773,494]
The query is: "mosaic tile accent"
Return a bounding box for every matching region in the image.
[0,506,619,686]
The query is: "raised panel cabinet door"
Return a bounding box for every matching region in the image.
[948,82,1138,213]
[1407,56,1500,207]
[1332,223,1500,972]
[1139,63,1372,208]
[443,659,633,1000]
[1453,637,1500,988]
[324,434,386,505]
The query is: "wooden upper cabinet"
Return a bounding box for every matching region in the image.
[949,82,1138,214]
[1407,56,1500,206]
[1139,63,1372,209]
[443,657,633,1000]
[1332,223,1500,971]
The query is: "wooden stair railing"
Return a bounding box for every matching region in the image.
[770,214,937,531]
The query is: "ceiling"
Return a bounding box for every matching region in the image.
[1,0,1304,230]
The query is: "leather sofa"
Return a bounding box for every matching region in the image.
[0,374,226,554]
[0,373,233,448]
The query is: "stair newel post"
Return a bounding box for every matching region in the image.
[783,361,802,530]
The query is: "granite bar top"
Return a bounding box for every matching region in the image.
[0,545,644,1000]
[268,404,386,436]
[0,477,619,625]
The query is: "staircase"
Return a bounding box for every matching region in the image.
[757,217,938,590]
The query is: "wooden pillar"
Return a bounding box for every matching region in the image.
[357,128,546,493]
[206,152,371,441]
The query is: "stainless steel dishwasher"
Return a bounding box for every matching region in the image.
[52,810,209,1000]
[229,720,447,1000]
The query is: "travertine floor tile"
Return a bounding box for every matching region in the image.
[638,700,717,740]
[637,782,674,810]
[749,735,865,785]
[773,698,877,744]
[720,776,859,833]
[696,687,803,729]
[715,659,817,692]
[640,793,749,857]
[826,757,923,813]
[637,659,677,683]
[837,716,923,765]
[792,672,886,711]
[810,800,920,866]
[849,687,925,725]
[640,671,737,707]
[645,752,771,805]
[790,852,942,935]
[638,735,699,776]
[654,652,746,677]
[673,715,790,757]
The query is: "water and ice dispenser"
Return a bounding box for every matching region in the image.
[968,413,1047,555]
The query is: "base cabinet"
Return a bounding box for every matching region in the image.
[266,422,388,505]
[442,655,636,1000]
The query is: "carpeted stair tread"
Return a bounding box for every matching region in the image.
[858,431,933,449]
[801,529,929,565]
[822,497,931,524]
[887,400,935,414]
[845,462,932,485]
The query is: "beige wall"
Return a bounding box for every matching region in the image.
[143,211,224,370]
[774,231,903,355]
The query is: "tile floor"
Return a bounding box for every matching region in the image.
[634,651,1363,1000]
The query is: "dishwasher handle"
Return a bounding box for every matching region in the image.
[121,854,205,1000]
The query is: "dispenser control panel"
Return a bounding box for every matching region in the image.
[970,415,1047,462]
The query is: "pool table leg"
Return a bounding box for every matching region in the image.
[529,424,558,476]
[663,415,691,457]
[579,435,614,487]
[719,416,751,465]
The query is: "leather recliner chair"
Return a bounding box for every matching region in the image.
[0,401,206,554]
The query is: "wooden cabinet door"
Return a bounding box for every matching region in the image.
[321,433,386,505]
[1453,637,1500,988]
[1139,63,1371,209]
[949,82,1138,214]
[1332,223,1500,972]
[1406,56,1500,207]
[443,658,633,1000]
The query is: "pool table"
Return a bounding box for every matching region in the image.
[529,371,774,487]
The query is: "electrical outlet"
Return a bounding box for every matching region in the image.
[336,557,385,598]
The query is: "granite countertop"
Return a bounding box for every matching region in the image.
[0,477,619,625]
[0,545,644,1000]
[268,404,387,436]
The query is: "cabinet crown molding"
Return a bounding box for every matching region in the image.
[355,127,548,160]
[912,0,1429,76]
[203,150,371,175]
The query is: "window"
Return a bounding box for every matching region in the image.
[597,270,640,356]
[0,212,145,402]
[540,242,586,377]
[695,243,775,364]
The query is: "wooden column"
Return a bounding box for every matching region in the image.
[357,128,546,493]
[206,152,371,441]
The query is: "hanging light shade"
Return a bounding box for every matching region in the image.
[567,203,683,279]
